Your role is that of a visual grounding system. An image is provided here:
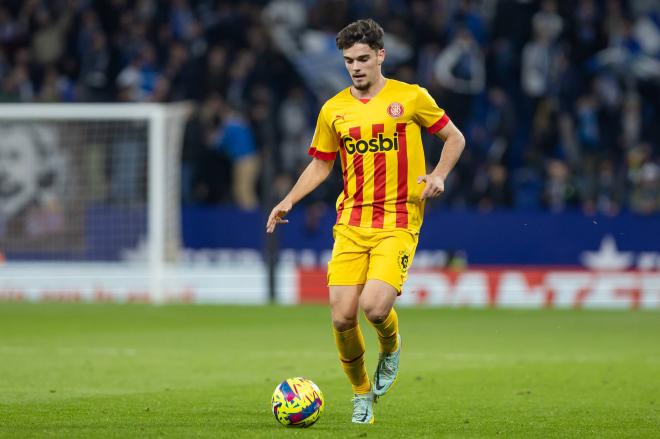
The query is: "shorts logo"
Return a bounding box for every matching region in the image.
[398,250,410,273]
[387,102,404,118]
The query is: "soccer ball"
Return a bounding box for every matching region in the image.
[271,377,325,427]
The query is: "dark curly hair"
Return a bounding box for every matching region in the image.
[335,18,384,50]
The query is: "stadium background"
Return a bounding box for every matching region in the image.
[0,0,659,307]
[1,1,660,437]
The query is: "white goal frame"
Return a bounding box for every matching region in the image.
[0,103,191,303]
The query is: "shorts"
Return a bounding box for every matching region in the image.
[327,224,419,293]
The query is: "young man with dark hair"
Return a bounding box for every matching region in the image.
[266,18,465,424]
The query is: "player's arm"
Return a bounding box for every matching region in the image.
[266,157,335,233]
[418,119,465,200]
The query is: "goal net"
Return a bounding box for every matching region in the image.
[0,103,190,302]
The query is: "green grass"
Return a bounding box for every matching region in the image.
[0,304,658,438]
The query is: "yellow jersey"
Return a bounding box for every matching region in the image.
[308,79,449,232]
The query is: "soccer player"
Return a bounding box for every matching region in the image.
[266,18,465,424]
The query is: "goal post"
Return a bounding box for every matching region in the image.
[0,103,190,303]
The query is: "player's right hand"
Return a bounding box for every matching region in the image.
[266,199,293,233]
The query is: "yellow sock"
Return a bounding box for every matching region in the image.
[369,308,399,354]
[333,324,371,394]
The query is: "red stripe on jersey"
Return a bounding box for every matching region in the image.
[336,138,348,223]
[349,155,364,226]
[426,114,450,134]
[308,147,337,161]
[395,123,408,228]
[348,126,363,226]
[372,154,387,228]
[371,123,386,228]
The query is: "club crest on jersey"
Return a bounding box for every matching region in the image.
[387,102,404,118]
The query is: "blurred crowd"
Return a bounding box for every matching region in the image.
[1,0,659,215]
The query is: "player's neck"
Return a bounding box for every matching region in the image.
[350,75,387,100]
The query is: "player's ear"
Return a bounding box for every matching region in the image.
[377,48,385,65]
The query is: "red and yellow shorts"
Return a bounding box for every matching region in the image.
[327,224,419,293]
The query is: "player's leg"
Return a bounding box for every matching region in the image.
[360,280,401,397]
[362,231,418,397]
[327,226,374,423]
[360,279,399,353]
[330,286,375,424]
[330,284,370,393]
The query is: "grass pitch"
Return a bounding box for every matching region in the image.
[0,304,658,438]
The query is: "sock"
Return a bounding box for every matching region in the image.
[369,308,399,354]
[333,324,371,394]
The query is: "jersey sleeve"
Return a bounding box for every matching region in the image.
[414,86,450,135]
[308,104,338,161]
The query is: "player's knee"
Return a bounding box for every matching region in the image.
[363,305,389,324]
[332,313,358,331]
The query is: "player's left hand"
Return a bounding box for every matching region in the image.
[417,174,445,200]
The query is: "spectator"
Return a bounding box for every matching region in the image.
[433,26,485,127]
[181,94,231,205]
[0,65,33,102]
[162,41,194,101]
[629,162,660,214]
[212,101,260,211]
[482,87,516,163]
[472,163,514,211]
[575,93,601,161]
[569,0,606,63]
[278,86,313,176]
[37,66,74,102]
[627,143,659,214]
[79,30,113,101]
[542,159,579,212]
[30,7,72,66]
[521,23,560,101]
[533,0,563,43]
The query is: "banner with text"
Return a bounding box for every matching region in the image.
[298,268,660,309]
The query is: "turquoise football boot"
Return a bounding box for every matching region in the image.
[373,334,401,397]
[351,392,375,424]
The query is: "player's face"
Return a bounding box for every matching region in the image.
[343,43,385,91]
